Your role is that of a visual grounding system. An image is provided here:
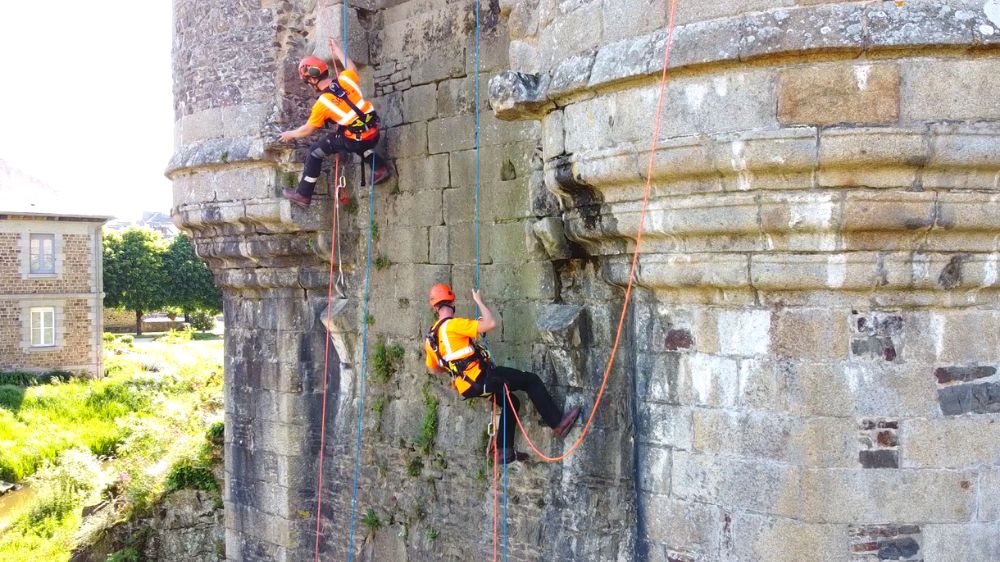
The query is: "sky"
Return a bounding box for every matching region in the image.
[0,1,174,221]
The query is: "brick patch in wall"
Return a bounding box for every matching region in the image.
[849,525,921,562]
[665,328,694,351]
[851,313,903,362]
[858,419,899,469]
[933,364,1000,416]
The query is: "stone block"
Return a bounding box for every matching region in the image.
[921,524,1000,562]
[498,303,539,345]
[670,18,743,70]
[602,0,665,43]
[548,52,597,97]
[637,445,671,495]
[532,216,572,260]
[779,63,898,126]
[384,190,443,227]
[536,303,584,347]
[692,409,797,461]
[902,59,1000,122]
[796,362,939,418]
[643,496,722,554]
[479,111,540,147]
[590,31,671,89]
[378,91,404,128]
[401,83,437,123]
[865,1,973,48]
[934,310,1000,363]
[382,122,428,159]
[542,109,565,161]
[410,48,467,86]
[379,225,429,264]
[841,191,937,231]
[721,513,847,562]
[483,179,531,222]
[741,4,865,59]
[717,309,771,357]
[429,225,448,264]
[800,468,977,523]
[750,252,880,290]
[563,95,615,153]
[658,69,779,139]
[675,0,792,26]
[488,221,531,264]
[902,417,1000,469]
[482,260,555,301]
[389,263,450,305]
[508,39,542,74]
[448,142,536,189]
[488,71,553,121]
[427,114,476,154]
[436,76,488,118]
[980,468,1000,522]
[638,402,693,450]
[770,308,850,361]
[672,451,801,517]
[537,1,603,68]
[937,382,1000,416]
[442,221,490,265]
[638,254,750,290]
[394,153,450,192]
[681,353,740,407]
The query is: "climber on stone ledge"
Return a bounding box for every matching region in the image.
[424,284,581,465]
[278,37,391,207]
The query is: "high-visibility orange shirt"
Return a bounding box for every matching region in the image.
[424,317,484,395]
[306,69,375,130]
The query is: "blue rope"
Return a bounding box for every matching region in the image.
[346,155,377,562]
[468,1,507,558]
[342,1,349,65]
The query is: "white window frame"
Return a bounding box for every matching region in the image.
[30,306,56,348]
[29,233,57,275]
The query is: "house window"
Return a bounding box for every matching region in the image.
[29,234,56,274]
[30,307,55,347]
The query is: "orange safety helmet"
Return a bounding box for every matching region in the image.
[298,56,329,82]
[428,283,456,308]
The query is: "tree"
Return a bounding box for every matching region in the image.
[163,233,221,315]
[103,228,168,335]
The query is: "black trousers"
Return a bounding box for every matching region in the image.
[483,366,562,449]
[296,131,379,197]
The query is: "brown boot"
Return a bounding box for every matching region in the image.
[282,188,311,207]
[553,406,581,438]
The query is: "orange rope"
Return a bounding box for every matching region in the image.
[315,155,341,560]
[506,0,680,463]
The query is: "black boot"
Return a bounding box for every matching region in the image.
[364,151,392,185]
[498,448,528,465]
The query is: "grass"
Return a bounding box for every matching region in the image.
[374,254,390,271]
[415,384,439,455]
[0,335,224,561]
[371,341,405,385]
[361,509,381,532]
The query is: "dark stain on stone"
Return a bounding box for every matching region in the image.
[859,450,898,469]
[934,365,996,385]
[553,154,603,230]
[960,479,971,490]
[938,255,965,290]
[501,158,517,181]
[938,382,1000,416]
[878,537,919,559]
[665,329,694,351]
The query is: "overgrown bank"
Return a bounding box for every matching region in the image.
[0,333,225,561]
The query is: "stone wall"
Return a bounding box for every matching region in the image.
[171,0,1000,560]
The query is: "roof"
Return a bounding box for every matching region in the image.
[0,159,112,222]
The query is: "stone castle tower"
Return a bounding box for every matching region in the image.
[170,0,1000,560]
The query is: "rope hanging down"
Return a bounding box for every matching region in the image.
[500,0,680,465]
[346,154,378,562]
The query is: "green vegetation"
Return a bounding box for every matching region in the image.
[0,370,72,387]
[344,198,359,215]
[106,547,141,562]
[361,509,381,532]
[371,341,405,384]
[427,528,439,541]
[405,457,423,477]
[219,151,229,163]
[370,222,380,244]
[374,254,391,271]
[104,229,221,335]
[365,313,375,327]
[415,385,440,455]
[283,171,298,188]
[0,337,224,560]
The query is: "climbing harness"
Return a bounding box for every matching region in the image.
[323,81,381,141]
[425,317,494,398]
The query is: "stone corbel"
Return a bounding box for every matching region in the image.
[488,71,555,121]
[536,304,588,388]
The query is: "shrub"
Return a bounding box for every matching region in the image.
[371,342,405,384]
[103,332,117,342]
[361,509,381,531]
[107,547,141,562]
[188,309,215,332]
[165,461,217,492]
[156,326,194,343]
[207,421,224,442]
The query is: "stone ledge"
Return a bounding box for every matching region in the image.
[491,1,1000,117]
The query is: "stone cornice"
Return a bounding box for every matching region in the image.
[490,2,1000,119]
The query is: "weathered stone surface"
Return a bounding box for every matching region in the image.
[902,59,1000,122]
[488,71,554,120]
[778,63,899,126]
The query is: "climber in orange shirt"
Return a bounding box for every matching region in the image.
[424,284,581,464]
[279,37,391,207]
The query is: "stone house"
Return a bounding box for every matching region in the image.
[0,162,109,376]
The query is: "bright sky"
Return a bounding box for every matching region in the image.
[0,1,174,221]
